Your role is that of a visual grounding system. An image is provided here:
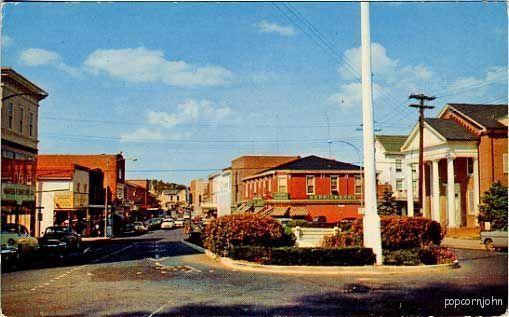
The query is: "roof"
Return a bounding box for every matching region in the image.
[36,164,89,180]
[269,206,290,217]
[424,118,479,141]
[375,135,407,153]
[262,155,361,172]
[162,188,185,195]
[446,103,508,129]
[1,67,48,98]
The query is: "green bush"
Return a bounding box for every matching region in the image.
[228,246,376,266]
[203,213,295,255]
[478,181,508,229]
[383,246,457,266]
[321,232,360,248]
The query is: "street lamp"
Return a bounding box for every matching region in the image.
[103,154,137,238]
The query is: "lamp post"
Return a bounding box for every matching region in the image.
[103,155,137,238]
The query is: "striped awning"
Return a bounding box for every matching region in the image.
[269,206,289,217]
[234,203,252,213]
[289,206,309,217]
[253,206,266,214]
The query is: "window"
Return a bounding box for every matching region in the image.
[7,103,13,129]
[396,179,403,191]
[306,176,315,195]
[467,191,476,215]
[466,157,474,176]
[412,180,418,196]
[331,176,339,194]
[118,167,122,180]
[77,183,81,192]
[504,154,508,174]
[83,184,88,193]
[19,107,24,134]
[395,160,402,173]
[277,176,287,193]
[29,113,34,137]
[355,175,362,194]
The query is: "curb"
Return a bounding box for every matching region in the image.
[180,239,460,275]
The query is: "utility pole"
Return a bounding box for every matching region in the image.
[104,158,109,238]
[409,93,435,216]
[360,2,382,265]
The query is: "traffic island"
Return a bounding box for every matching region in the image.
[181,239,460,275]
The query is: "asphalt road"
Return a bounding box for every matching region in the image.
[1,229,507,316]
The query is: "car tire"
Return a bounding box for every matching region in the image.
[484,239,495,251]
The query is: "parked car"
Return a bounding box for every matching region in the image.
[148,218,162,230]
[161,219,175,230]
[174,218,185,228]
[481,225,508,251]
[40,226,82,253]
[1,223,39,259]
[133,222,148,234]
[1,245,19,269]
[123,222,137,236]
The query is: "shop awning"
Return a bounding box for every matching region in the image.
[253,206,266,214]
[289,206,309,217]
[234,203,252,213]
[269,206,289,217]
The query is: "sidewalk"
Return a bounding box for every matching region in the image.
[442,237,484,250]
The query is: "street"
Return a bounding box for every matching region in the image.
[1,229,507,316]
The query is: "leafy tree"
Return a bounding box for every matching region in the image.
[478,181,508,229]
[378,188,400,216]
[149,179,187,195]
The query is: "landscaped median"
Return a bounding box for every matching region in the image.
[182,213,460,275]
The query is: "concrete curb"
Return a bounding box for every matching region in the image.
[180,239,460,275]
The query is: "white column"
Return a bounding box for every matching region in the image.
[405,163,414,217]
[422,163,427,216]
[432,159,441,222]
[360,2,382,265]
[447,155,456,228]
[473,157,480,226]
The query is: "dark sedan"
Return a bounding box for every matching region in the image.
[39,226,82,254]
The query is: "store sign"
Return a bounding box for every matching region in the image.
[54,191,89,209]
[1,183,35,205]
[308,194,356,200]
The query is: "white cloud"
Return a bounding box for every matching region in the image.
[120,128,163,142]
[19,48,82,77]
[1,35,13,48]
[254,20,296,36]
[148,99,234,128]
[84,47,233,87]
[19,48,61,66]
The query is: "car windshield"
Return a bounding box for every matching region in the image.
[1,224,19,233]
[45,227,71,234]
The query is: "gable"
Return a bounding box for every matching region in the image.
[401,122,447,152]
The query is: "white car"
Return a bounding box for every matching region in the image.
[161,220,175,230]
[174,219,185,228]
[133,222,148,234]
[481,225,508,251]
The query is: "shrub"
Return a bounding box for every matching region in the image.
[203,213,295,255]
[383,248,421,266]
[383,246,457,266]
[227,246,375,266]
[321,216,443,250]
[478,181,508,229]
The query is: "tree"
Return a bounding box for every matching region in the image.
[377,188,399,216]
[478,181,508,229]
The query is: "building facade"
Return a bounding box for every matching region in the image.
[159,188,187,211]
[243,155,364,223]
[375,135,413,214]
[189,179,207,216]
[230,155,300,209]
[1,67,47,235]
[35,164,89,237]
[401,103,508,228]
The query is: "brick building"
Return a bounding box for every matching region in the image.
[243,155,364,223]
[1,67,47,235]
[230,155,299,209]
[189,179,208,216]
[36,154,126,235]
[401,103,508,228]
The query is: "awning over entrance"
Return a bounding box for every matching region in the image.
[269,206,289,217]
[289,206,309,217]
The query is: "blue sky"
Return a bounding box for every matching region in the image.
[2,2,507,184]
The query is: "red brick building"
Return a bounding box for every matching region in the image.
[231,155,300,209]
[401,103,508,228]
[243,155,364,223]
[125,179,158,216]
